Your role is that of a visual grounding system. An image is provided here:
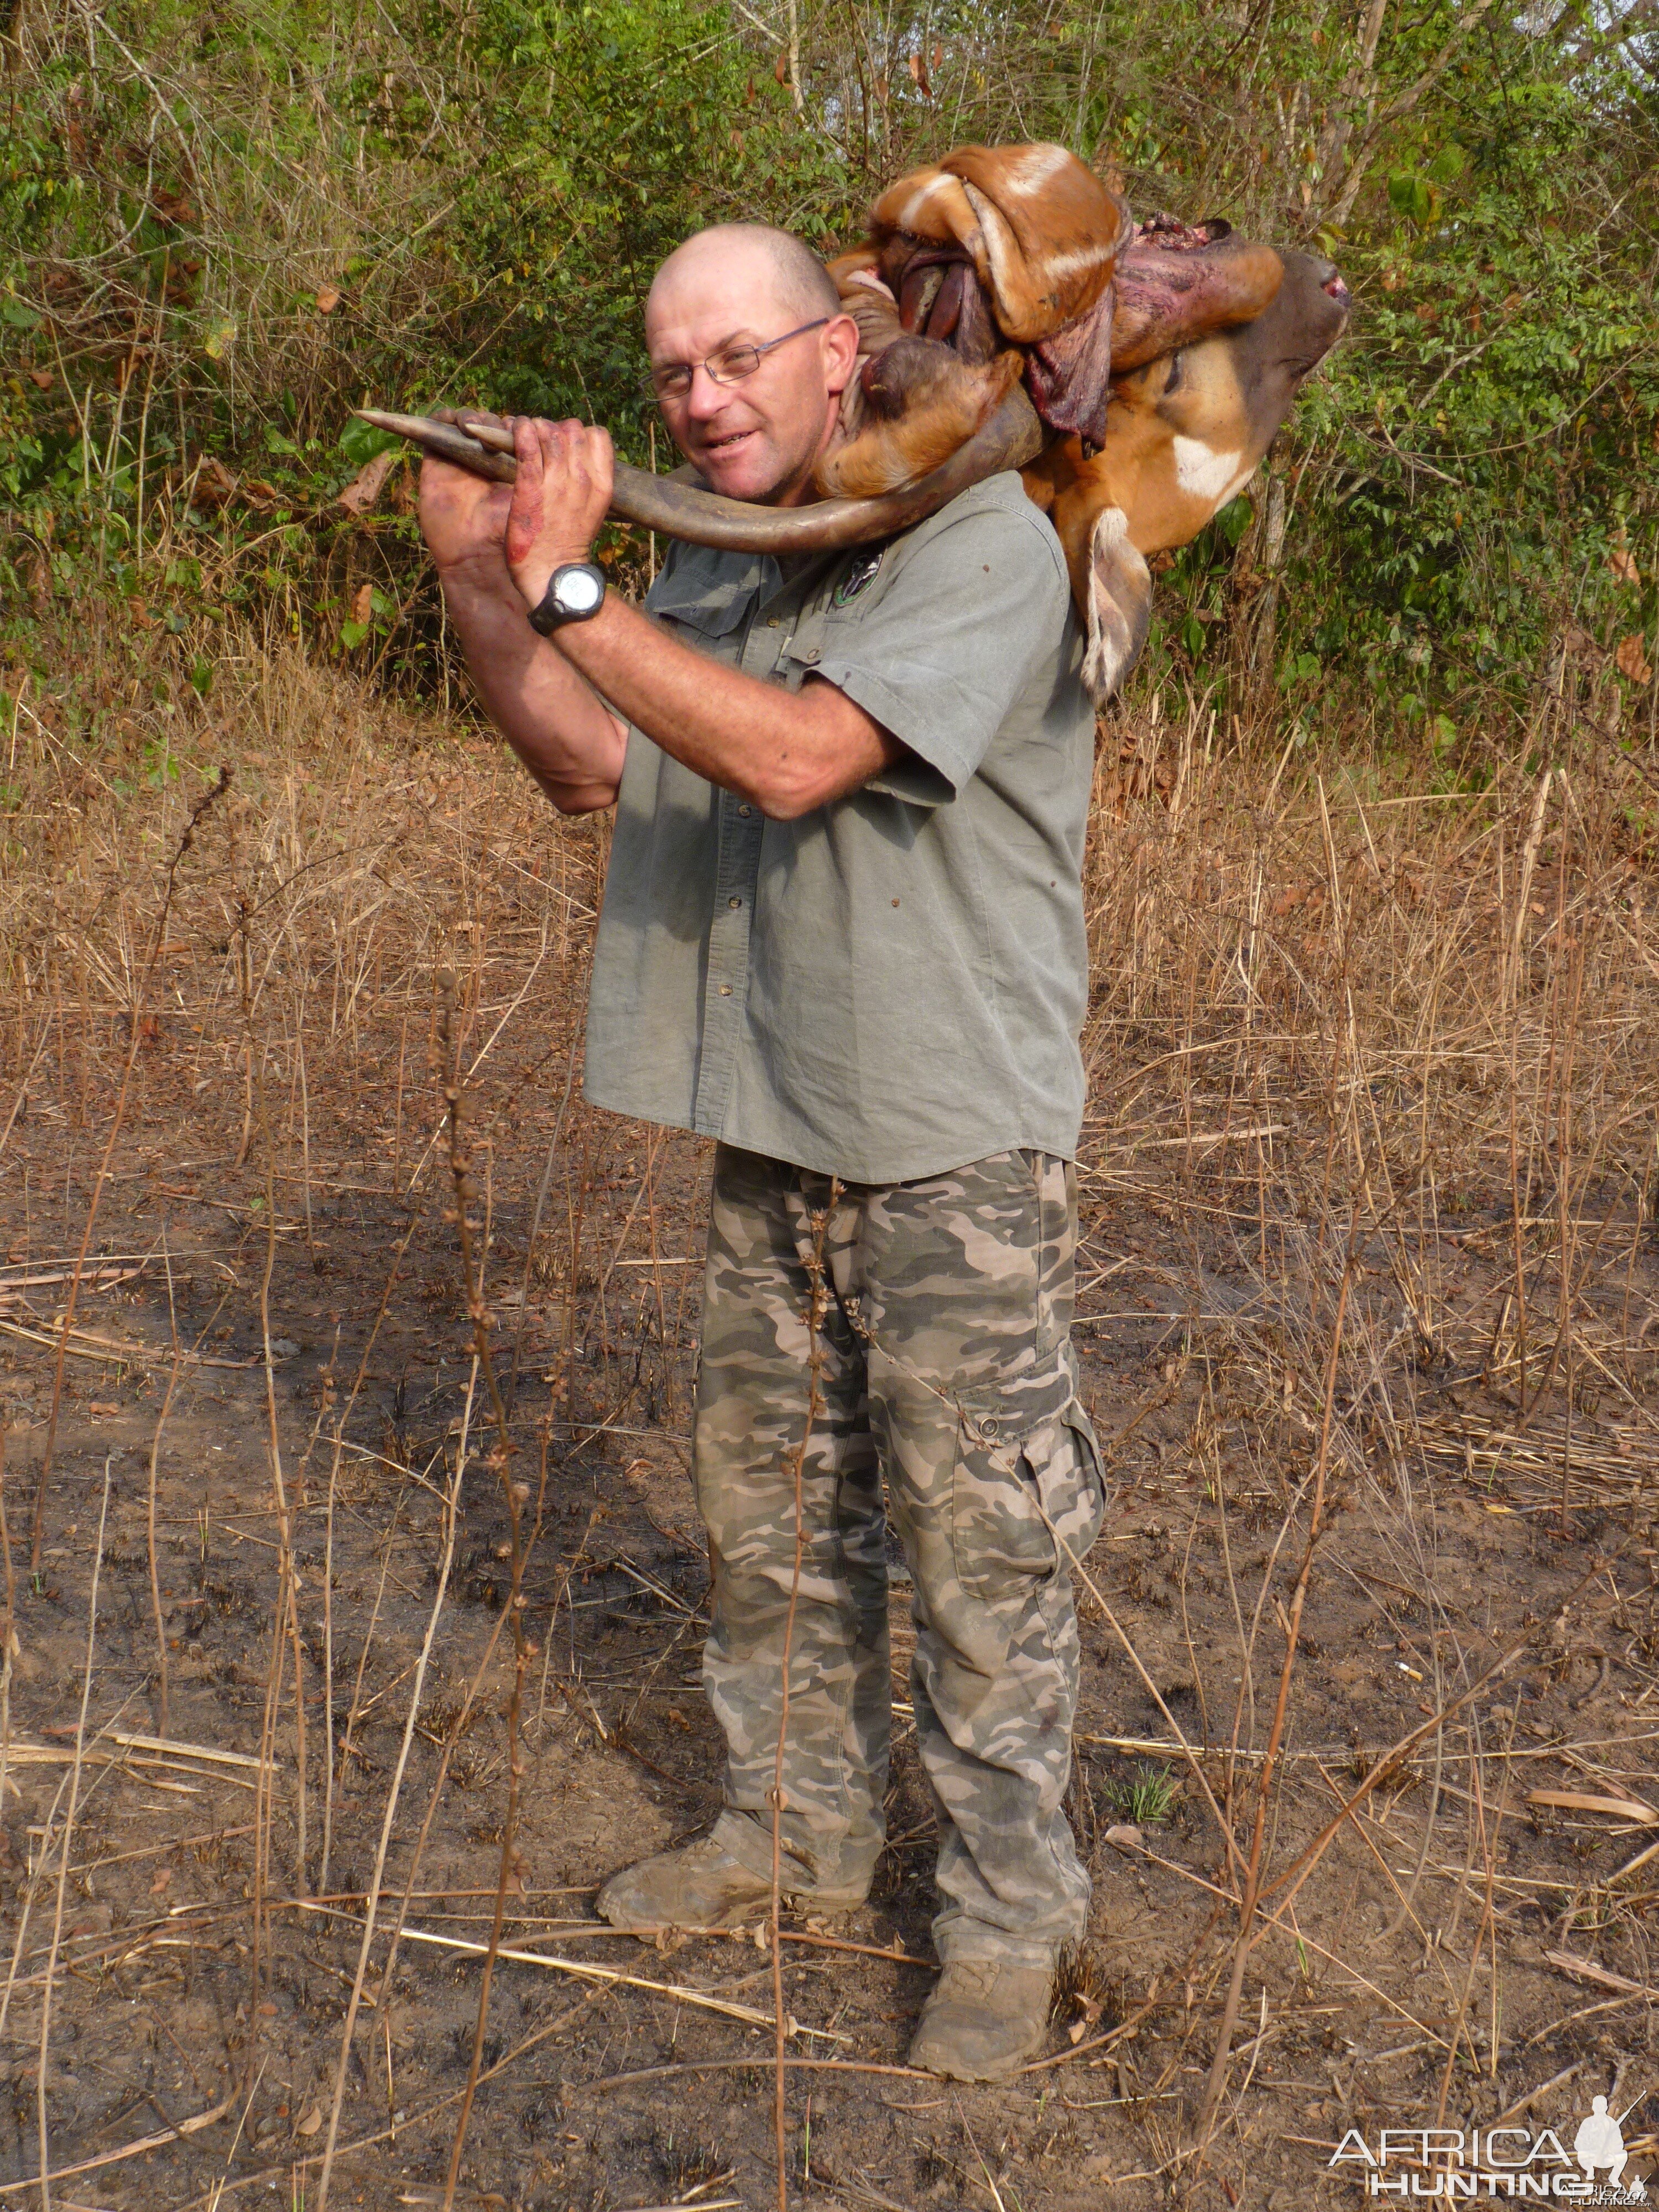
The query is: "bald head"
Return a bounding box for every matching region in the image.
[643,223,858,507]
[647,223,841,334]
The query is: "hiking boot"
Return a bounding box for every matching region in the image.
[909,1957,1055,2081]
[596,1834,867,1936]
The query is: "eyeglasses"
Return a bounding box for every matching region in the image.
[640,319,830,403]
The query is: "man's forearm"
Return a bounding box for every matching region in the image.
[551,589,897,820]
[437,556,627,812]
[422,419,895,822]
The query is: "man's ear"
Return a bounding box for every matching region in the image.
[822,311,863,399]
[1081,503,1152,704]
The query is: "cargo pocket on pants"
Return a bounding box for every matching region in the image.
[951,1395,1106,1607]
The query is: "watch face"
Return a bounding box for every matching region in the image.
[556,566,604,615]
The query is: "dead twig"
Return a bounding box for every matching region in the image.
[340,1916,844,2036]
[583,2058,932,2092]
[1544,1949,1658,2000]
[0,2095,236,2197]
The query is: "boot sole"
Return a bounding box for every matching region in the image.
[599,1888,869,1936]
[907,2037,1046,2083]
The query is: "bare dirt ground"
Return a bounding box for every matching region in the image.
[1,644,1657,2211]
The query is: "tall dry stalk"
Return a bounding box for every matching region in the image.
[0,1432,15,1955]
[143,1354,180,1736]
[35,1457,111,2212]
[1192,1212,1358,2153]
[312,1369,476,2212]
[769,1191,833,2212]
[436,970,535,2212]
[27,769,228,1571]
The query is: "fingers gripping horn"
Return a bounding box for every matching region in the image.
[353,390,1044,555]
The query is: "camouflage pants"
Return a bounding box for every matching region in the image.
[695,1143,1107,1966]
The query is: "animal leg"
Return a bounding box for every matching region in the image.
[1077,503,1153,705]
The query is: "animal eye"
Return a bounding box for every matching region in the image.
[1163,351,1185,393]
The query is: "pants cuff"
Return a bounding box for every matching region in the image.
[714,1808,881,1899]
[932,1910,1077,1971]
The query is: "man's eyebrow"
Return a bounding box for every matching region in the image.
[650,327,762,365]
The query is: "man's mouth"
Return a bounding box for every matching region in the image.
[700,427,757,462]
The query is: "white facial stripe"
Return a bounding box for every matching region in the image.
[1033,241,1117,284]
[1172,437,1250,506]
[898,175,954,230]
[1000,144,1077,198]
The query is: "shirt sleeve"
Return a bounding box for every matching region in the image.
[813,488,1074,808]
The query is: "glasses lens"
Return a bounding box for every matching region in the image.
[650,364,693,400]
[707,343,762,386]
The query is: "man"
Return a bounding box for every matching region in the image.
[418,222,1106,2083]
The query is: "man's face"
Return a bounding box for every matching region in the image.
[646,248,855,506]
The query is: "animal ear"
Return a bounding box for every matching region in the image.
[1081,503,1152,705]
[815,347,1019,501]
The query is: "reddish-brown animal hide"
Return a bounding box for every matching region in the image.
[826,156,1348,700]
[813,263,1025,500]
[868,143,1130,343]
[1023,249,1351,699]
[817,146,1136,492]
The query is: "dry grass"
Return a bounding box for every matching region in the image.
[1082,703,1659,1498]
[0,634,1657,2208]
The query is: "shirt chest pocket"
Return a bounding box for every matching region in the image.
[776,547,891,688]
[775,597,832,691]
[646,553,760,664]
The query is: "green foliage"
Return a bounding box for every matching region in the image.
[1109,1761,1179,1826]
[2,0,1657,755]
[1040,0,1659,748]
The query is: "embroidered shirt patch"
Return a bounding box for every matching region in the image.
[833,548,884,607]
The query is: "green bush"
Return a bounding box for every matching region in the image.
[3,0,1657,762]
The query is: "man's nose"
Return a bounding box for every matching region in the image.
[685,363,732,420]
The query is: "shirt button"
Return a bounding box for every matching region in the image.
[767,616,779,627]
[719,984,733,997]
[728,895,742,909]
[738,804,752,818]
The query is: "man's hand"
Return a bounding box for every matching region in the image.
[415,404,897,823]
[418,444,515,582]
[504,418,615,613]
[415,408,628,815]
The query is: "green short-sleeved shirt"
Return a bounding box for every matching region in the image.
[582,472,1096,1185]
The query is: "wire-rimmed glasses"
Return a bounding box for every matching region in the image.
[639,318,830,403]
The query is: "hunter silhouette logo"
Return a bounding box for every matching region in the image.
[1328,2084,1649,2201]
[1578,2101,1641,2200]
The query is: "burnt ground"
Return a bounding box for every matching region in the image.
[1,707,1658,2210]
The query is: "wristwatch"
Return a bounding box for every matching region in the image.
[528,562,607,635]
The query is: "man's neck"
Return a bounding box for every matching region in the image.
[758,390,848,509]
